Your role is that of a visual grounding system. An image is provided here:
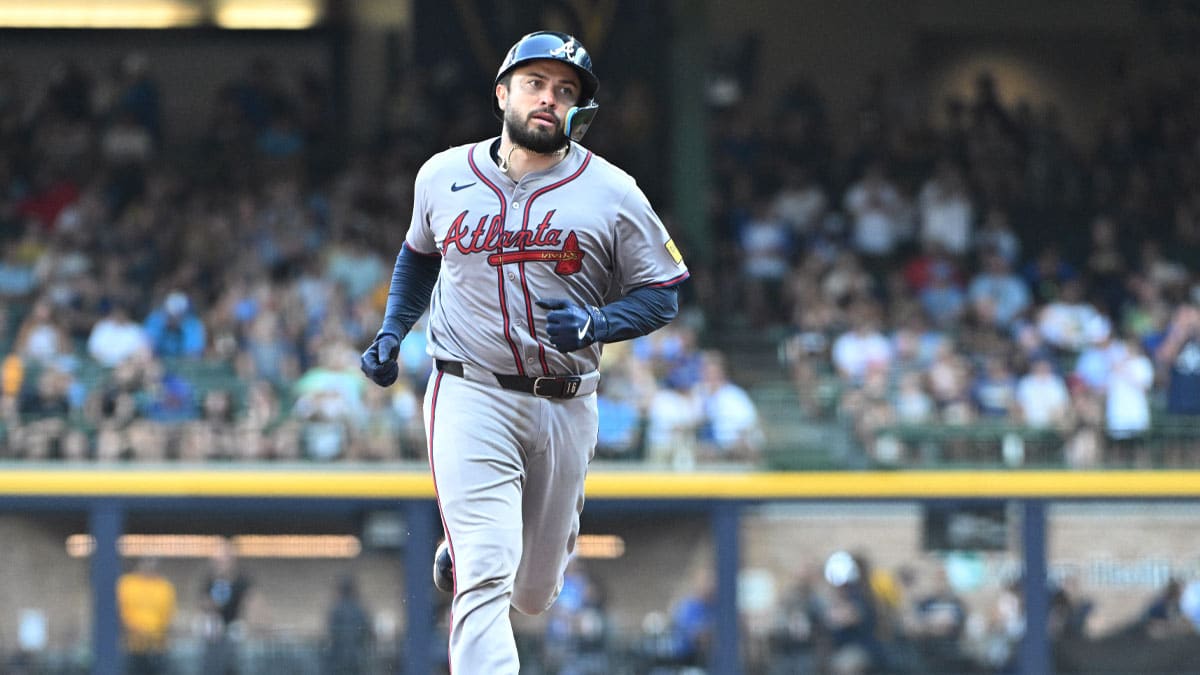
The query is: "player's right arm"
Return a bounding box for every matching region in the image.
[360,162,443,387]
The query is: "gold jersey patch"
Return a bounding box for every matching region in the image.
[665,238,683,264]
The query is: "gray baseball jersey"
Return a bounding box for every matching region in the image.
[408,137,687,675]
[405,138,689,375]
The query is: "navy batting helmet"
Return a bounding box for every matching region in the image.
[493,31,599,142]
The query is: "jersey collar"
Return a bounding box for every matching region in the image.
[475,136,587,187]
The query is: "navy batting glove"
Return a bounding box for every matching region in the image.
[360,332,402,387]
[535,298,607,353]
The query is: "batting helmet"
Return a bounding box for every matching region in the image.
[493,31,599,142]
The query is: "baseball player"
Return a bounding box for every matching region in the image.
[359,30,689,673]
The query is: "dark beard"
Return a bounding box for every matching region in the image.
[504,107,568,154]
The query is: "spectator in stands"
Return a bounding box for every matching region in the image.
[1037,278,1111,353]
[767,559,826,675]
[176,420,215,463]
[1048,574,1093,641]
[1138,239,1189,293]
[324,234,387,304]
[1122,273,1172,344]
[975,578,1024,672]
[101,109,154,170]
[821,551,884,674]
[972,356,1019,420]
[291,339,366,461]
[1105,337,1155,464]
[85,357,142,430]
[973,207,1020,267]
[1022,244,1078,307]
[1154,304,1200,416]
[909,566,970,673]
[87,302,150,368]
[696,350,763,463]
[1084,214,1129,317]
[0,240,39,300]
[917,253,967,328]
[1016,356,1071,431]
[1137,578,1193,640]
[737,195,794,327]
[143,290,206,359]
[236,311,301,390]
[542,558,611,675]
[771,162,828,241]
[844,158,910,279]
[126,418,170,463]
[352,379,410,462]
[117,556,176,675]
[136,359,198,424]
[832,301,893,386]
[926,342,974,425]
[94,423,129,462]
[664,570,715,668]
[239,378,281,437]
[821,250,876,306]
[892,371,934,425]
[644,371,702,469]
[917,157,974,257]
[841,366,898,464]
[52,426,88,463]
[12,297,74,369]
[594,378,645,461]
[967,247,1031,329]
[197,388,238,461]
[17,365,73,423]
[324,575,372,675]
[200,539,253,675]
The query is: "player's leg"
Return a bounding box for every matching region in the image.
[425,372,529,674]
[512,394,599,614]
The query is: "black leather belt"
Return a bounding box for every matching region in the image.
[436,360,584,399]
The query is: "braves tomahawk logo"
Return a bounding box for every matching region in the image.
[442,209,584,275]
[549,38,579,59]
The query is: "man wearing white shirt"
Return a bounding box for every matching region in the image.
[87,304,151,367]
[1016,358,1070,429]
[832,305,893,385]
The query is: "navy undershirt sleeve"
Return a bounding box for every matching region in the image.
[379,245,441,339]
[598,284,679,343]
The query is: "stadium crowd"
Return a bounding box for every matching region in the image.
[0,41,1199,675]
[0,52,764,467]
[705,67,1200,468]
[0,49,1199,471]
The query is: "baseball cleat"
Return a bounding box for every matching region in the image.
[433,540,454,593]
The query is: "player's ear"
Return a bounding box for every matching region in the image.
[496,82,508,112]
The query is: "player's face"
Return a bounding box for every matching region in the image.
[499,60,581,154]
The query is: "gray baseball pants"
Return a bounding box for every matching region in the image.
[425,369,597,674]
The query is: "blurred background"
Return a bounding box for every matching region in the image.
[1,0,1200,673]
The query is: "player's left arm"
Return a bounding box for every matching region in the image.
[539,183,688,353]
[537,283,679,353]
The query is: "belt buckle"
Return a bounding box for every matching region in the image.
[533,376,581,398]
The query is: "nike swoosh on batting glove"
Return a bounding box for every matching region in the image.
[360,332,403,386]
[535,298,607,353]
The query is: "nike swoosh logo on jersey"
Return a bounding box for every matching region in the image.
[577,315,592,341]
[450,182,476,192]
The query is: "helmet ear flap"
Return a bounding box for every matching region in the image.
[565,103,599,142]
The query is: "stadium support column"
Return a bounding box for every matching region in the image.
[670,0,712,268]
[90,501,124,675]
[712,501,741,675]
[402,500,437,675]
[1020,500,1051,674]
